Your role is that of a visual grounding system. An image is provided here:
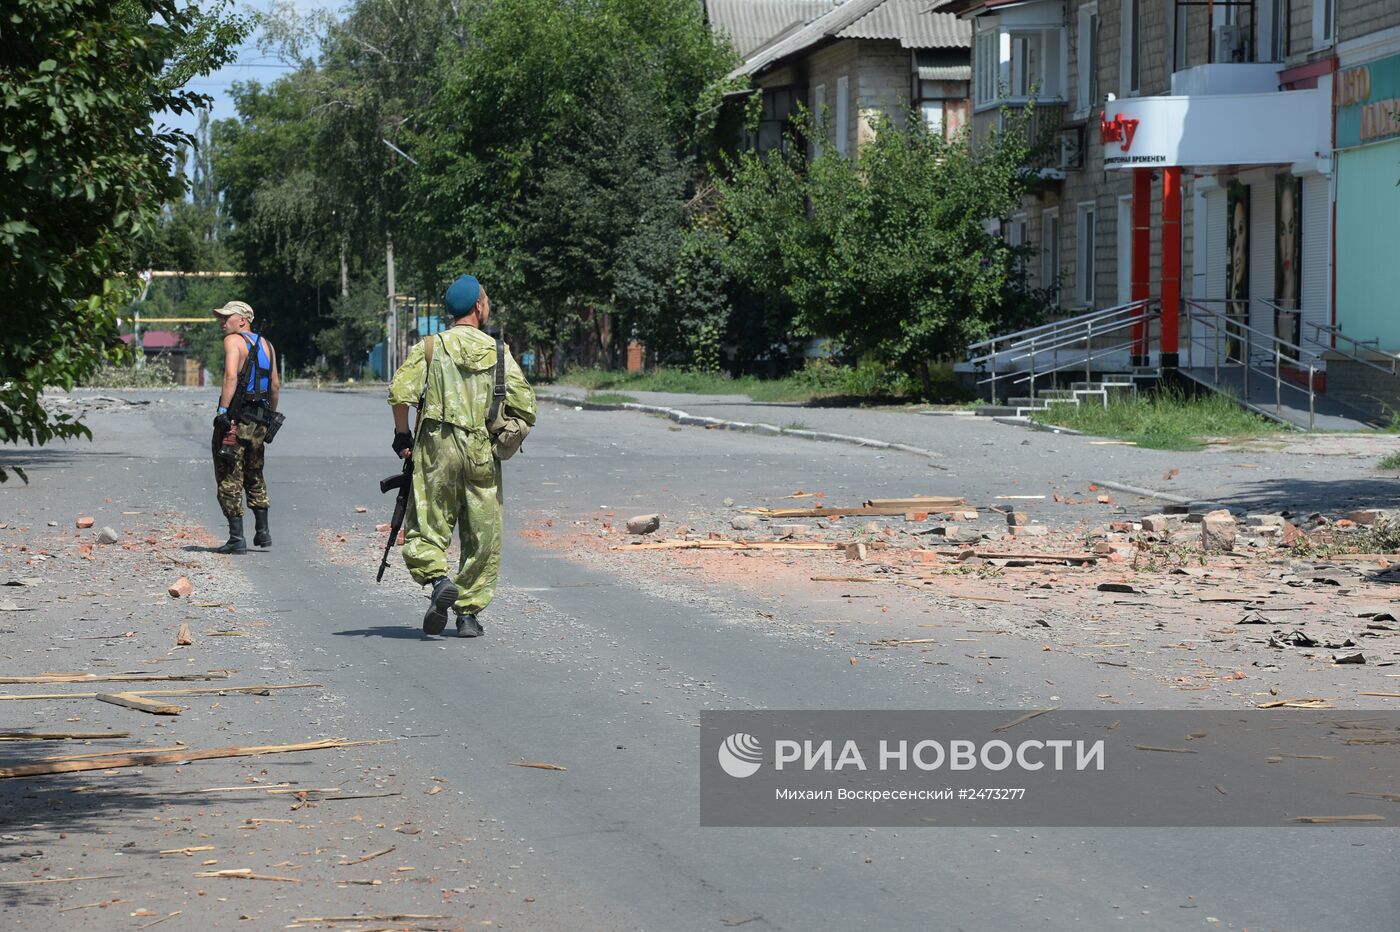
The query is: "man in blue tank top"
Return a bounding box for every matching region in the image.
[211,300,280,554]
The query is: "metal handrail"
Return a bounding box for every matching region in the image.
[1181,299,1317,430]
[998,336,1143,391]
[966,299,1155,355]
[972,301,1158,403]
[1303,320,1400,376]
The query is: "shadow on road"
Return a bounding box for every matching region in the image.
[332,625,431,640]
[1212,476,1400,515]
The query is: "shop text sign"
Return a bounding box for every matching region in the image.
[1099,112,1140,151]
[1336,52,1400,149]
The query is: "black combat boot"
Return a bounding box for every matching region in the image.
[252,507,271,547]
[215,515,248,554]
[422,577,459,636]
[455,613,484,638]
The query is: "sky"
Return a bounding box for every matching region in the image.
[161,0,334,138]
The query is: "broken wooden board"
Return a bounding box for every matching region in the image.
[937,549,1098,565]
[864,497,965,509]
[0,738,388,779]
[0,731,131,741]
[614,540,841,552]
[743,504,968,518]
[0,670,233,685]
[97,693,184,715]
[0,682,321,703]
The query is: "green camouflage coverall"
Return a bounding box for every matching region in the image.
[388,326,536,615]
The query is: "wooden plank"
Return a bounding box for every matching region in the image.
[0,671,233,685]
[747,504,967,518]
[0,683,320,703]
[0,738,388,779]
[0,731,130,741]
[96,693,183,715]
[937,550,1098,564]
[614,540,840,552]
[864,497,965,508]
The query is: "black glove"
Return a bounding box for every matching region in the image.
[391,430,414,456]
[214,413,232,435]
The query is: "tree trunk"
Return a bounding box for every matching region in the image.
[918,359,932,400]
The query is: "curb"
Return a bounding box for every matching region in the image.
[538,393,944,460]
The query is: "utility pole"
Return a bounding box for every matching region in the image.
[386,238,397,375]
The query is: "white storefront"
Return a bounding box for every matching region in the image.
[1107,63,1333,366]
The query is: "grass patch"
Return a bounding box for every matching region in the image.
[560,361,972,405]
[1030,387,1287,451]
[1379,451,1400,471]
[584,392,638,405]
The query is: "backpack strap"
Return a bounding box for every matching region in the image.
[488,331,507,424]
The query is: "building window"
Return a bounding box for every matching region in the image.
[1313,0,1334,50]
[1076,3,1098,116]
[1120,0,1140,96]
[1270,0,1288,60]
[1077,202,1097,307]
[1174,1,1189,71]
[977,22,1065,110]
[812,84,826,158]
[1042,208,1061,305]
[975,27,999,106]
[921,100,945,136]
[835,75,849,156]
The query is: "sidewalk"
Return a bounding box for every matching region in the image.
[538,384,1400,518]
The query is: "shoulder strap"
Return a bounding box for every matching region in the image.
[488,331,507,424]
[240,333,266,397]
[414,335,436,431]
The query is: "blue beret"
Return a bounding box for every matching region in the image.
[445,275,481,316]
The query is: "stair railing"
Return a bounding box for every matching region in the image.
[968,299,1158,404]
[1182,299,1320,430]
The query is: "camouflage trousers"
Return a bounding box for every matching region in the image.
[212,422,269,518]
[402,421,502,615]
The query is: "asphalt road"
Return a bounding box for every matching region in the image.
[2,387,1396,931]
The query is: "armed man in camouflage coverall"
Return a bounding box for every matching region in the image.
[388,275,536,638]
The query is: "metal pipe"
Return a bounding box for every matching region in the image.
[1085,319,1093,383]
[1308,364,1316,431]
[1275,346,1281,415]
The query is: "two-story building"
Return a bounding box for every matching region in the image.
[955,0,1400,420]
[719,0,973,156]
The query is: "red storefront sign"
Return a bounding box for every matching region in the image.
[1100,112,1140,151]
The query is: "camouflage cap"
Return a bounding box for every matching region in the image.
[213,300,255,321]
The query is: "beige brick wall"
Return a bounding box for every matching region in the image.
[806,41,861,154]
[1341,0,1400,44]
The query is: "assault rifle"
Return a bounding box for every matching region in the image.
[376,455,413,582]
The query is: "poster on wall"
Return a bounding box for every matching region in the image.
[1226,180,1250,362]
[1275,174,1302,357]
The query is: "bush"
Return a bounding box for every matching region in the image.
[81,364,177,389]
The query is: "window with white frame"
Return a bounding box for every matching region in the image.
[1075,3,1098,116]
[1120,0,1140,96]
[1042,208,1061,305]
[1313,0,1335,49]
[977,22,1065,109]
[975,27,999,106]
[812,84,826,158]
[835,75,849,156]
[921,100,944,135]
[1076,202,1097,307]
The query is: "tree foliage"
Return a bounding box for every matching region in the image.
[0,0,248,475]
[707,108,1050,393]
[404,0,736,369]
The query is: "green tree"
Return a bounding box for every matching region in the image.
[0,0,248,477]
[404,0,735,368]
[709,108,1050,395]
